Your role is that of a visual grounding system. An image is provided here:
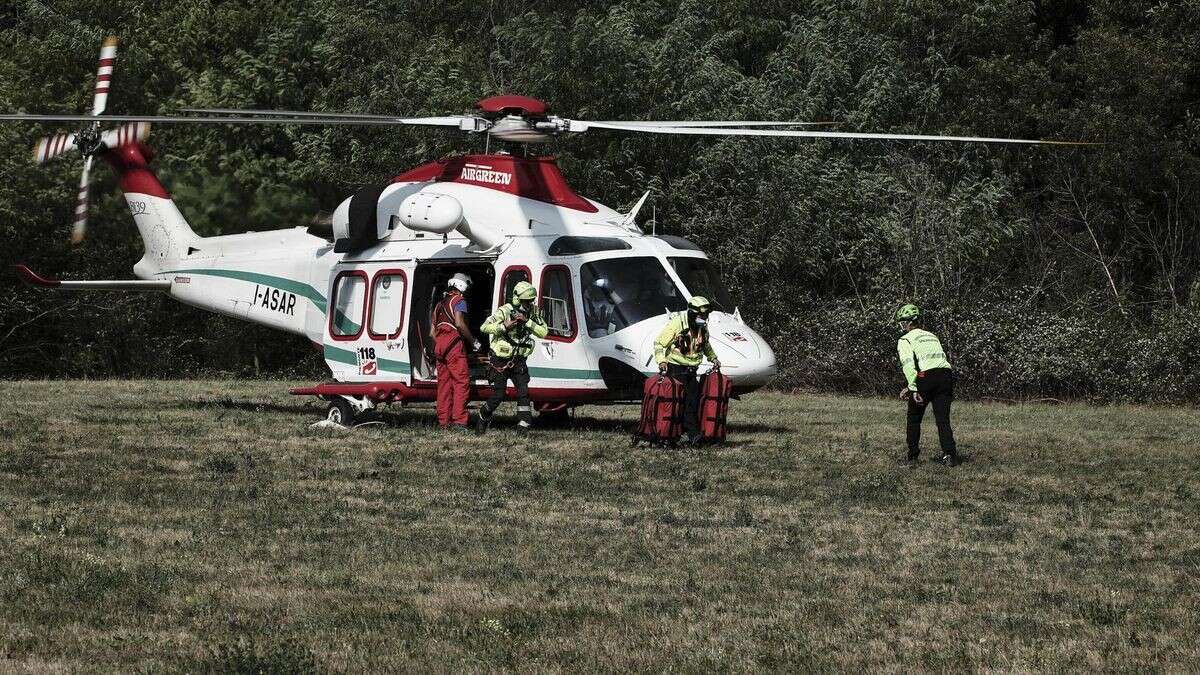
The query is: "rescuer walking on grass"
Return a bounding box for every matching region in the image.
[430,273,482,430]
[655,296,721,445]
[895,304,960,467]
[476,281,549,434]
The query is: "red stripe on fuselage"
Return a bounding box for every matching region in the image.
[392,154,599,213]
[289,380,615,404]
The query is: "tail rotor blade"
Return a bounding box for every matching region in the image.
[31,133,79,164]
[92,36,118,116]
[100,121,150,150]
[71,155,93,245]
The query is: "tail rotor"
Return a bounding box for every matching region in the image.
[26,35,149,244]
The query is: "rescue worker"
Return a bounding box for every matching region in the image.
[476,280,549,434]
[654,296,721,445]
[429,273,482,430]
[895,304,960,467]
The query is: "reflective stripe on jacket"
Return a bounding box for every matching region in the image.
[897,328,952,391]
[654,312,718,367]
[481,303,549,358]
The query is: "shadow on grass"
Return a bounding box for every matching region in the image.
[565,415,794,435]
[173,397,323,416]
[168,398,794,437]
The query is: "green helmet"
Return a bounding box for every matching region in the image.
[688,296,712,313]
[512,281,537,303]
[894,304,920,322]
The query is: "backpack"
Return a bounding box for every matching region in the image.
[633,375,684,445]
[699,368,733,443]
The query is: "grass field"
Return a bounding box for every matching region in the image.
[0,380,1197,672]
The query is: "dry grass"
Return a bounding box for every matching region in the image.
[0,380,1197,672]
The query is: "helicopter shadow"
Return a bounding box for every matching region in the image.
[563,414,794,435]
[172,398,323,416]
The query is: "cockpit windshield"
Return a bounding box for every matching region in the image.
[669,257,734,311]
[581,257,686,337]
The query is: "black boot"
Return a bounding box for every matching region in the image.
[475,410,491,435]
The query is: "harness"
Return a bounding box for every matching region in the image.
[673,318,707,359]
[433,291,463,333]
[431,291,465,360]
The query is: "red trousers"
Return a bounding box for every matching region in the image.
[434,330,470,427]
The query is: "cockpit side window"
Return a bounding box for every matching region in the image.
[669,257,734,310]
[580,257,686,337]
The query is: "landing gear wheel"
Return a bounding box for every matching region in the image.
[326,398,355,426]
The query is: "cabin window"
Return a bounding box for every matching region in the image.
[368,271,407,339]
[539,265,577,341]
[498,266,531,307]
[329,271,367,339]
[548,236,632,256]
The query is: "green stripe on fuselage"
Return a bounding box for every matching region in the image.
[325,345,596,380]
[323,345,412,375]
[163,268,327,313]
[529,366,602,380]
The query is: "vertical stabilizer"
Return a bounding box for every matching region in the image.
[101,143,200,278]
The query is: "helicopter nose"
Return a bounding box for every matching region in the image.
[705,312,777,388]
[634,312,777,389]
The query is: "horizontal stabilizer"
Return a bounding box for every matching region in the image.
[14,264,170,291]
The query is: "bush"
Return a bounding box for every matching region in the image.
[769,292,1200,403]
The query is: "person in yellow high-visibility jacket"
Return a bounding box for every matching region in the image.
[476,281,549,434]
[654,296,721,444]
[895,304,960,467]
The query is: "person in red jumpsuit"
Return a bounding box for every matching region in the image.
[429,273,482,429]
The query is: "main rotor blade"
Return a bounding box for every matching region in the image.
[593,120,838,128]
[92,36,118,116]
[180,108,473,126]
[182,107,465,123]
[0,113,477,127]
[572,120,1098,146]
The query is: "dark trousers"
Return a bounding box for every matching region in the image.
[482,356,532,425]
[907,368,957,458]
[666,364,701,439]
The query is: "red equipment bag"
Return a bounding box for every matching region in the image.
[634,375,684,445]
[699,368,733,443]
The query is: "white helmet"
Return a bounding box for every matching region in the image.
[447,273,471,292]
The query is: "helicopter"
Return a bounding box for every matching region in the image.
[3,37,1090,425]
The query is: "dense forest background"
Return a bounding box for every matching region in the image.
[1,0,1197,401]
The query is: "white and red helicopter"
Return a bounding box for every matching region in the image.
[3,37,1089,424]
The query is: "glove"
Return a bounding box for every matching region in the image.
[712,360,722,370]
[899,387,911,401]
[472,340,482,353]
[912,391,924,405]
[658,362,668,374]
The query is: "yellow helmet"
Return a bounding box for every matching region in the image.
[513,281,537,303]
[688,296,712,313]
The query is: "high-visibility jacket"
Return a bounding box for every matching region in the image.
[481,303,549,359]
[897,328,952,391]
[654,312,718,367]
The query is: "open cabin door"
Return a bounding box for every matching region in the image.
[408,260,496,383]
